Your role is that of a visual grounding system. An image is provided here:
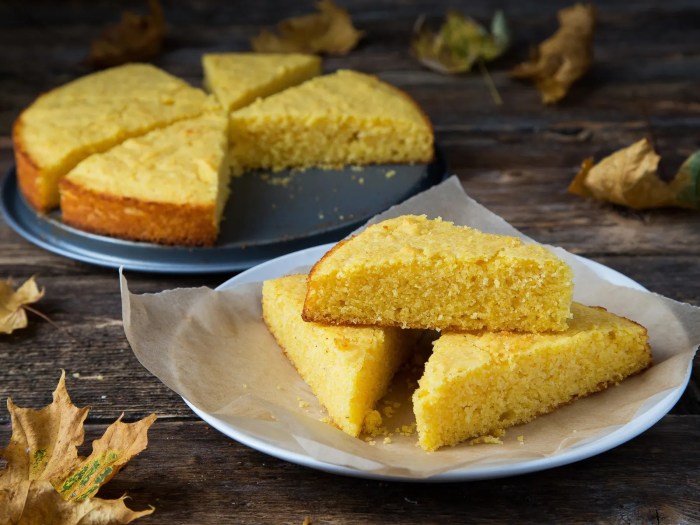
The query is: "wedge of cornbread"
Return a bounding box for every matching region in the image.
[203,52,321,112]
[228,70,434,174]
[13,64,210,211]
[413,303,652,451]
[59,112,229,246]
[262,274,418,437]
[303,215,574,332]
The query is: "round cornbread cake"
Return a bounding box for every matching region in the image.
[13,64,209,212]
[13,60,435,246]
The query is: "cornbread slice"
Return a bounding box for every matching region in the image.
[303,215,574,332]
[13,64,209,211]
[262,274,417,437]
[203,52,321,112]
[59,112,229,246]
[229,70,434,173]
[413,303,652,451]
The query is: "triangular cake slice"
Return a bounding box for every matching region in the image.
[262,274,418,437]
[13,64,209,211]
[59,112,229,246]
[303,215,574,332]
[229,70,434,173]
[413,303,652,451]
[203,52,321,112]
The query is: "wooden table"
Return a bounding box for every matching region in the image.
[1,1,699,523]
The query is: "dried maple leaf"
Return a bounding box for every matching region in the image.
[0,276,44,335]
[87,0,166,68]
[568,138,700,210]
[0,371,156,524]
[411,10,510,74]
[511,4,596,104]
[251,0,363,55]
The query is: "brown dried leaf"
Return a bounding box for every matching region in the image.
[0,276,44,334]
[0,371,156,524]
[512,4,596,104]
[568,138,675,209]
[87,0,166,68]
[251,0,363,55]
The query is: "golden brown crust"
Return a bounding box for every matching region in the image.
[302,234,354,322]
[13,115,52,212]
[59,177,218,246]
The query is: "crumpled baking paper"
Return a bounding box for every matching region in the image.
[121,176,699,479]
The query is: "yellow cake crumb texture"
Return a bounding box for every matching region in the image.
[203,52,321,112]
[229,70,434,173]
[16,63,210,209]
[303,215,574,332]
[62,112,229,209]
[412,303,652,451]
[262,274,418,437]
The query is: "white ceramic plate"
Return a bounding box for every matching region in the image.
[183,243,690,481]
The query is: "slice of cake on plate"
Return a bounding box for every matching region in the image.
[59,112,229,246]
[203,52,321,112]
[228,70,434,174]
[413,303,652,451]
[13,64,209,211]
[303,215,574,332]
[262,274,418,437]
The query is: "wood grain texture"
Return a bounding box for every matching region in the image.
[0,0,699,522]
[0,417,697,524]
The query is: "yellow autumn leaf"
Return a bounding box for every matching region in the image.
[0,371,156,524]
[568,138,671,209]
[511,3,596,104]
[0,276,44,335]
[251,0,364,55]
[87,0,166,68]
[411,10,510,74]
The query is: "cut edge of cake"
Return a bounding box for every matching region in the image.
[412,303,653,451]
[302,215,574,333]
[228,70,435,174]
[262,274,418,437]
[58,112,230,247]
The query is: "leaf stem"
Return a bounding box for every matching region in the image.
[478,59,503,106]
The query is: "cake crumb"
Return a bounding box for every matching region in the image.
[383,437,392,444]
[276,384,282,390]
[385,169,396,179]
[382,406,395,418]
[318,212,325,220]
[469,429,506,445]
[296,396,310,409]
[72,372,81,378]
[351,165,364,172]
[517,435,525,444]
[363,410,384,436]
[357,177,365,185]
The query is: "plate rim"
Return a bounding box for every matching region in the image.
[178,243,691,482]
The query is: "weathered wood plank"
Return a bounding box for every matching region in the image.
[1,417,697,524]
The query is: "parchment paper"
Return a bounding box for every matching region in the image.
[121,176,700,478]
